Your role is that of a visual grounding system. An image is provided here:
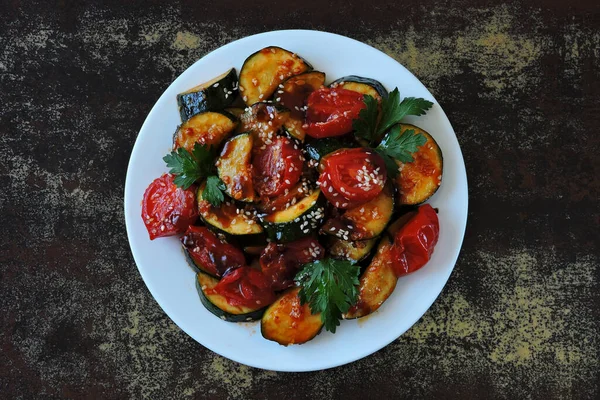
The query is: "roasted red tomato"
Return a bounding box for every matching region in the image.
[391,204,439,276]
[213,267,276,308]
[253,136,303,197]
[318,148,387,208]
[259,237,324,291]
[304,88,366,138]
[181,226,246,277]
[141,174,198,240]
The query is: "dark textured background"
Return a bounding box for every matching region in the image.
[1,0,599,399]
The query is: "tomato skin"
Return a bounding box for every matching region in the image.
[304,88,366,138]
[390,204,439,276]
[213,267,276,308]
[181,226,246,277]
[259,237,324,291]
[253,136,303,197]
[141,174,198,240]
[318,148,387,208]
[317,172,365,209]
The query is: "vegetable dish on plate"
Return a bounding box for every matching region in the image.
[140,46,443,345]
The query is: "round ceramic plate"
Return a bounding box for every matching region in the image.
[124,30,468,372]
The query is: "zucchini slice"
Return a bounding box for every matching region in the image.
[343,237,398,319]
[177,68,238,121]
[329,237,378,263]
[394,124,443,206]
[239,102,290,144]
[261,189,325,243]
[224,107,245,119]
[173,111,237,152]
[277,71,326,141]
[196,272,265,322]
[217,133,258,202]
[321,182,394,241]
[261,288,323,345]
[282,118,306,142]
[184,246,219,278]
[196,182,265,245]
[277,71,325,117]
[330,75,388,101]
[239,46,312,106]
[304,135,358,162]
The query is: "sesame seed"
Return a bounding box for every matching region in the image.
[213,83,219,87]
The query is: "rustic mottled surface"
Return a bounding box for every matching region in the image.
[1,1,599,399]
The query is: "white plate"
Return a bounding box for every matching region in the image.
[124,30,468,372]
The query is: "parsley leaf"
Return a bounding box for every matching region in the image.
[352,94,379,142]
[202,175,227,207]
[295,258,361,333]
[352,88,434,142]
[377,89,433,136]
[162,143,216,189]
[375,127,427,178]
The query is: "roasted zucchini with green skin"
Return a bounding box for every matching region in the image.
[276,71,325,116]
[321,182,394,241]
[329,237,378,263]
[261,288,323,345]
[173,111,237,152]
[196,182,266,245]
[196,272,266,322]
[394,124,443,206]
[217,133,257,202]
[330,75,388,101]
[261,189,325,243]
[276,71,326,141]
[177,68,238,121]
[184,246,218,277]
[239,46,312,106]
[224,107,244,119]
[304,135,358,162]
[239,102,290,143]
[343,237,397,319]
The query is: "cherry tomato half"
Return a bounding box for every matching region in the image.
[391,204,439,276]
[259,237,325,291]
[212,267,276,309]
[141,174,198,240]
[318,148,387,208]
[253,136,303,197]
[181,226,246,277]
[304,88,366,138]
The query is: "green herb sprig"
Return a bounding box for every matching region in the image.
[295,258,361,333]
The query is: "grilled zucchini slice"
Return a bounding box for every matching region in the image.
[173,111,237,152]
[196,272,265,322]
[304,135,358,162]
[343,237,397,319]
[261,189,325,243]
[239,102,290,144]
[330,75,388,101]
[217,133,257,202]
[329,237,378,263]
[177,68,238,121]
[321,182,394,241]
[239,46,312,106]
[394,124,443,206]
[277,71,326,141]
[224,107,245,119]
[196,182,265,245]
[261,288,323,345]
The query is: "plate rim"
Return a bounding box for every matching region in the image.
[124,28,468,372]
